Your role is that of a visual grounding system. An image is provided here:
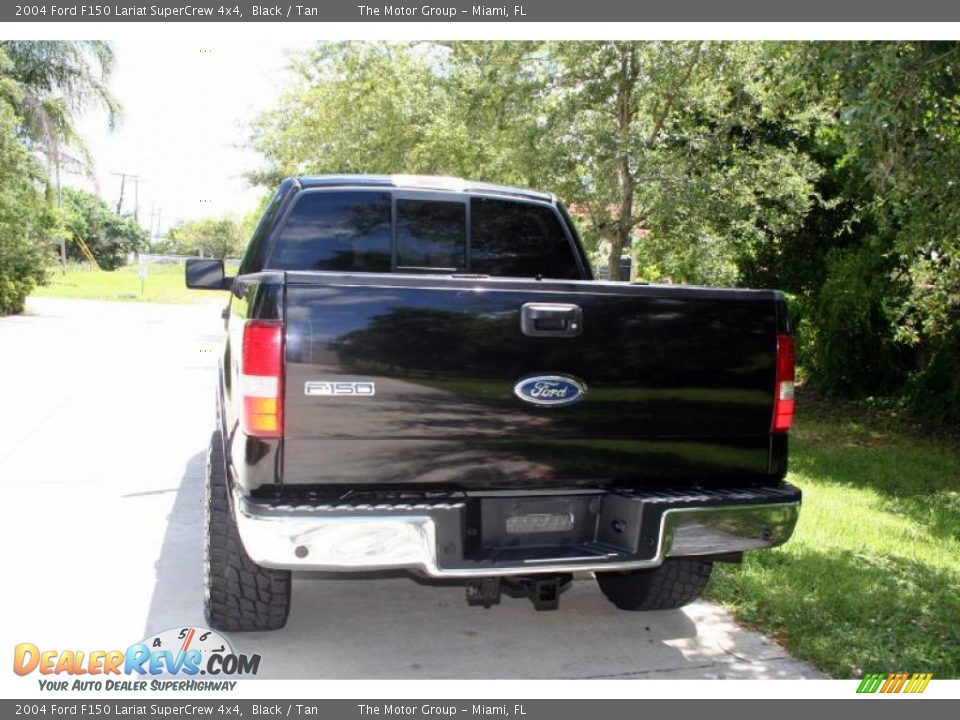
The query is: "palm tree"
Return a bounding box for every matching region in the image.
[0,40,122,176]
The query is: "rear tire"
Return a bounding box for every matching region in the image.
[204,430,291,631]
[596,559,712,611]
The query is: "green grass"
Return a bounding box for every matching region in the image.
[31,263,212,304]
[706,394,960,678]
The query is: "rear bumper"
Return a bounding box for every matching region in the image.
[232,484,801,577]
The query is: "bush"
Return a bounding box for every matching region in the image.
[0,101,52,315]
[903,326,960,423]
[61,187,147,270]
[0,243,50,314]
[806,245,904,397]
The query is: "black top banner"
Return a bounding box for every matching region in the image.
[7,0,960,22]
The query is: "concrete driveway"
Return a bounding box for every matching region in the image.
[0,297,824,680]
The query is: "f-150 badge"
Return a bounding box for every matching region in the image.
[513,375,586,407]
[305,381,376,396]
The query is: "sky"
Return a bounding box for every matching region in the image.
[71,39,311,238]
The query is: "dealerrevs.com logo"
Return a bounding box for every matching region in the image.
[13,626,259,691]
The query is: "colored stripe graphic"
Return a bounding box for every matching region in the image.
[856,673,885,693]
[856,672,932,694]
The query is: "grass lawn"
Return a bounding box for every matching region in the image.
[706,394,960,678]
[31,263,211,304]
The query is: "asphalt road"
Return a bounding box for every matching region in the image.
[0,297,825,680]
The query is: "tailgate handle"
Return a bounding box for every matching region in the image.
[520,303,582,337]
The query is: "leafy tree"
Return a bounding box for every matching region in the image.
[768,42,960,419]
[249,43,445,185]
[168,216,245,259]
[250,42,820,283]
[0,41,121,314]
[540,42,821,282]
[0,40,121,175]
[0,95,53,314]
[62,187,146,270]
[432,41,550,187]
[248,41,547,187]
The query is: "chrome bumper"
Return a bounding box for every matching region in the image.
[232,488,800,578]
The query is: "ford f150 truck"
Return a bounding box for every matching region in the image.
[186,175,800,632]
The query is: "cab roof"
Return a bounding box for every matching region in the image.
[295,174,555,204]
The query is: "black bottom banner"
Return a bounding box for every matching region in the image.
[3,699,957,720]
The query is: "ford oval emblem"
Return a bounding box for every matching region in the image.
[513,375,587,407]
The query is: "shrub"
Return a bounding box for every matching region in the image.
[0,101,52,315]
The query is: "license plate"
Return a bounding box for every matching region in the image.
[505,512,576,534]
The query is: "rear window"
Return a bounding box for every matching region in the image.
[267,191,392,272]
[396,199,466,270]
[470,197,580,279]
[267,189,581,279]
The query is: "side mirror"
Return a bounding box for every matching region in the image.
[185,258,232,290]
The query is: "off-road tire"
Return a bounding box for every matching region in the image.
[595,559,713,611]
[204,430,291,631]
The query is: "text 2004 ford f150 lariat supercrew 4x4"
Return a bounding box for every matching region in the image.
[186,175,800,632]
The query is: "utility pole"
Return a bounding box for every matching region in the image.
[55,159,67,274]
[111,171,138,214]
[148,204,157,244]
[149,205,164,243]
[131,177,146,223]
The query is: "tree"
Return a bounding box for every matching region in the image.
[784,42,960,418]
[0,41,121,175]
[0,94,53,314]
[0,41,121,314]
[540,42,821,282]
[61,188,146,270]
[168,217,244,259]
[249,43,445,185]
[250,42,819,284]
[248,41,546,188]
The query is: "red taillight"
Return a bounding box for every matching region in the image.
[772,333,795,432]
[240,320,283,438]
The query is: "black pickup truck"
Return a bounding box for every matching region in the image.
[186,175,800,632]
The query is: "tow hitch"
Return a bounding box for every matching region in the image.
[465,574,573,611]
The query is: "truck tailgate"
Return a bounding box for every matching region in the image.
[281,272,782,490]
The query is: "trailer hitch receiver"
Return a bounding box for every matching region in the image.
[465,574,573,611]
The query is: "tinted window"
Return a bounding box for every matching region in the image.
[268,191,392,272]
[470,198,580,279]
[396,199,466,270]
